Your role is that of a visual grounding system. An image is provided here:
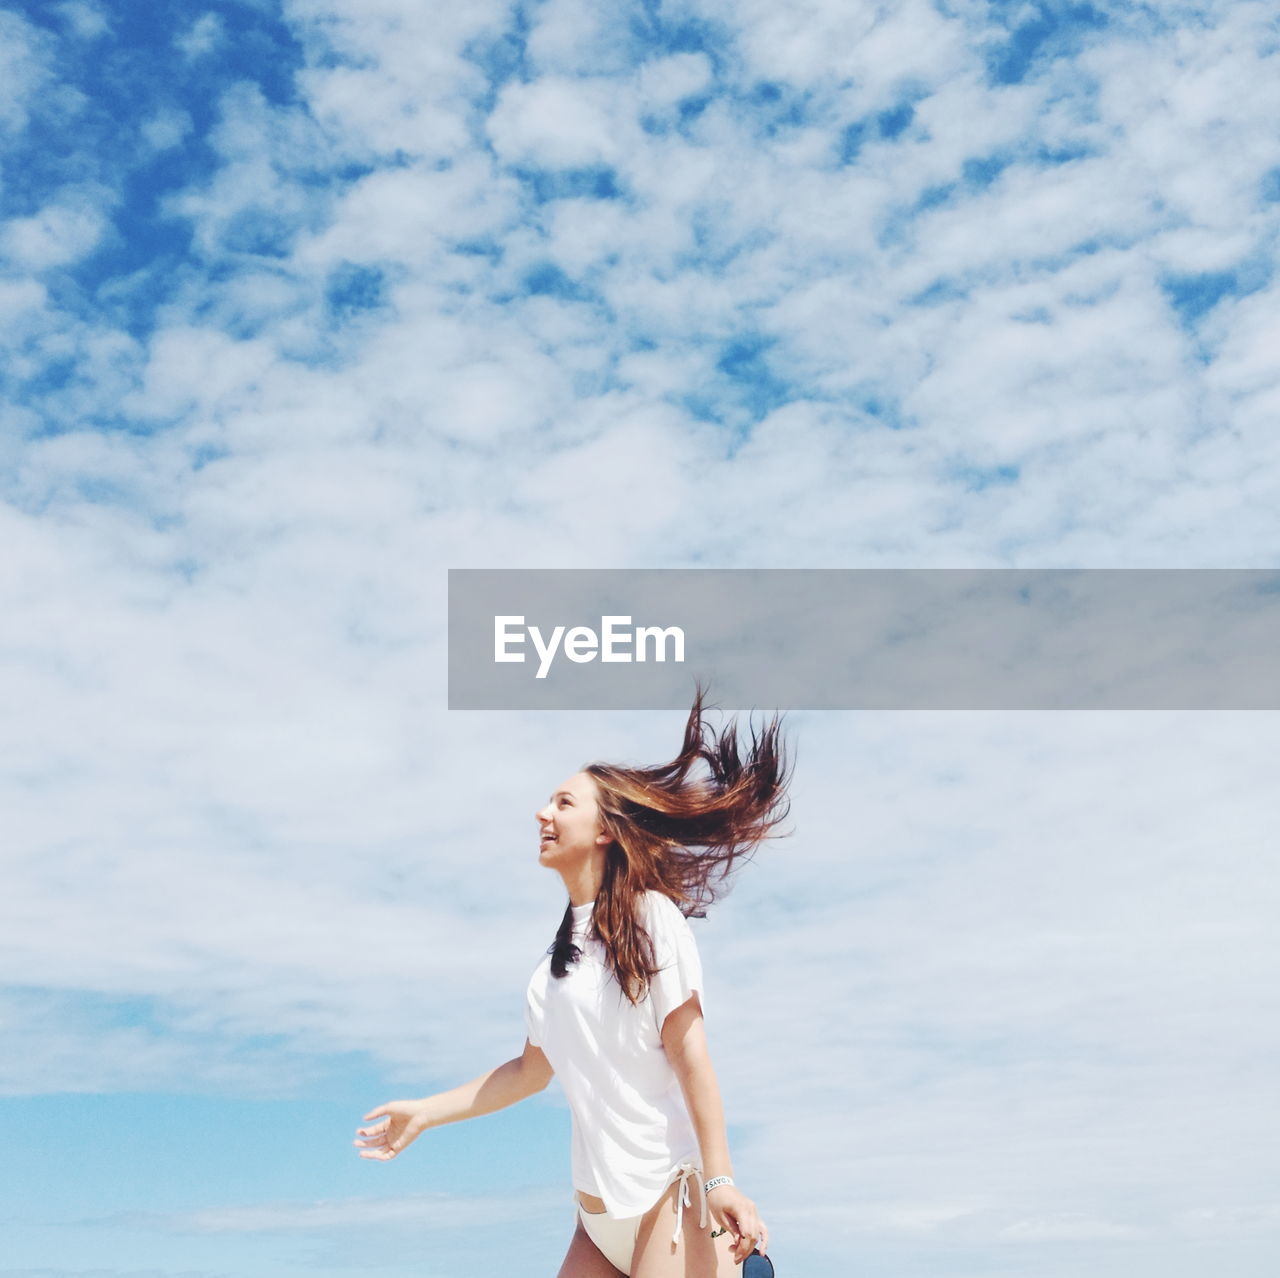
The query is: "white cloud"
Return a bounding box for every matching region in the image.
[286,0,508,160]
[0,10,53,134]
[636,52,714,107]
[175,13,225,60]
[296,61,472,159]
[1204,281,1280,406]
[140,106,194,153]
[297,155,519,266]
[525,0,634,76]
[125,325,281,421]
[161,86,339,263]
[997,1212,1141,1241]
[55,1,109,39]
[1179,1203,1280,1235]
[145,1185,566,1234]
[1,191,109,269]
[723,0,964,92]
[487,76,628,168]
[0,277,47,322]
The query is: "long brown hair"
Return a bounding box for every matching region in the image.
[549,685,792,1006]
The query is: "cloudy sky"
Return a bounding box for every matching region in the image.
[2,0,1278,1275]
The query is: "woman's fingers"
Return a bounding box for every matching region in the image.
[711,1193,755,1254]
[726,1204,765,1262]
[354,1102,427,1162]
[742,1217,767,1257]
[353,1115,396,1157]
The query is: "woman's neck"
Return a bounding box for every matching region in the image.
[559,857,604,907]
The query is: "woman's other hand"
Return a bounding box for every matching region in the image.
[353,1099,432,1161]
[707,1183,768,1264]
[353,1046,552,1161]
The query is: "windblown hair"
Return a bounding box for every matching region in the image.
[549,684,792,1008]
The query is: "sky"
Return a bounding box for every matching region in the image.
[2,0,1279,1275]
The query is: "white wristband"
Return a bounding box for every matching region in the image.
[704,1175,734,1194]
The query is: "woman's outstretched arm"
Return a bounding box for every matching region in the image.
[354,1038,553,1160]
[661,997,769,1262]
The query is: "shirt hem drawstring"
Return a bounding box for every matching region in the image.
[670,1160,707,1247]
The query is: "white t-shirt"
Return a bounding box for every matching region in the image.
[524,889,706,1217]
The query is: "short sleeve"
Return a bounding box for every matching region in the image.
[524,971,545,1048]
[644,892,705,1035]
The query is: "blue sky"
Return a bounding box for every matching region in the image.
[3,1,1279,1275]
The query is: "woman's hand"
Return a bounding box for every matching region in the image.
[353,1099,433,1161]
[707,1184,768,1264]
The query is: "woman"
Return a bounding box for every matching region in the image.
[354,689,790,1276]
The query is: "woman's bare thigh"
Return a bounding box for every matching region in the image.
[556,1216,627,1278]
[630,1178,740,1278]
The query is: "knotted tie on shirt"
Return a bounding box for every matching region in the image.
[670,1161,709,1248]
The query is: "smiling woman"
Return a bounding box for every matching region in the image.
[353,687,791,1276]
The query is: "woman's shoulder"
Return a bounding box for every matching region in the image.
[638,888,694,929]
[527,947,553,982]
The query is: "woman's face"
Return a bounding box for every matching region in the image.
[535,771,607,867]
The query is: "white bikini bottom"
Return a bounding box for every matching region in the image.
[575,1161,708,1275]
